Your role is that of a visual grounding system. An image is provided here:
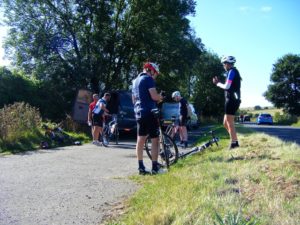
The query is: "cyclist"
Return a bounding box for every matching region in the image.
[172,91,188,148]
[88,93,101,145]
[213,55,241,149]
[92,92,111,146]
[132,62,165,175]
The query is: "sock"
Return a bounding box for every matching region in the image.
[138,160,145,170]
[152,161,159,171]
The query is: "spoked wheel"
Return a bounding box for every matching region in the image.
[102,126,109,147]
[145,133,179,168]
[114,126,119,145]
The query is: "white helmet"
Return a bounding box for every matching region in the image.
[221,56,236,64]
[172,91,181,98]
[143,62,160,74]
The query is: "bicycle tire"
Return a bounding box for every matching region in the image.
[102,125,110,146]
[145,133,179,167]
[114,126,119,145]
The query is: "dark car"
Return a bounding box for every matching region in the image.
[243,115,251,122]
[72,89,136,132]
[161,103,179,125]
[107,90,136,132]
[161,102,199,130]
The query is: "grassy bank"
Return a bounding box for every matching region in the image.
[106,126,300,225]
[0,129,90,155]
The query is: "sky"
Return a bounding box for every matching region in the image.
[1,1,300,108]
[188,0,300,108]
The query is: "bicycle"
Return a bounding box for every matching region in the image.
[102,114,119,146]
[178,130,219,158]
[144,108,179,168]
[165,115,180,142]
[42,124,73,146]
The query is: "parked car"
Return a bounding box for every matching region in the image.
[257,113,273,125]
[243,115,251,122]
[72,89,136,132]
[107,90,136,132]
[161,102,199,130]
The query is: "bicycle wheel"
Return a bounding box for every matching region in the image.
[102,125,110,146]
[145,133,179,167]
[114,125,119,145]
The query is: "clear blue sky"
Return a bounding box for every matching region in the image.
[1,1,300,108]
[189,0,300,108]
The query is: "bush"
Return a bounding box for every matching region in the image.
[254,105,262,110]
[0,102,42,142]
[273,112,298,125]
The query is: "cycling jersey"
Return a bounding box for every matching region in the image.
[132,73,157,119]
[179,98,188,117]
[93,98,107,115]
[217,67,241,115]
[217,67,241,101]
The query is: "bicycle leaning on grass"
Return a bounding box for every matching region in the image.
[178,130,219,158]
[144,108,179,168]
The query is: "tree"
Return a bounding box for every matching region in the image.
[264,54,300,116]
[2,0,203,120]
[189,51,224,118]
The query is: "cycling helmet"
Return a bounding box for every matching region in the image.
[143,62,160,75]
[221,56,236,64]
[172,91,181,98]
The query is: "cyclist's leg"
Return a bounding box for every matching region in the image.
[179,115,188,147]
[224,100,240,149]
[136,117,152,174]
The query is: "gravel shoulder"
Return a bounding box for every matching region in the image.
[0,142,140,225]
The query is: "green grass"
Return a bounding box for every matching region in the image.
[105,126,300,225]
[292,118,300,127]
[0,129,90,155]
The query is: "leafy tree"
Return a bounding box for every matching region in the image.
[191,52,224,118]
[2,0,204,120]
[254,105,262,110]
[264,54,300,116]
[0,67,39,108]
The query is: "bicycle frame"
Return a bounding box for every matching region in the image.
[103,114,119,145]
[178,131,219,158]
[145,109,179,168]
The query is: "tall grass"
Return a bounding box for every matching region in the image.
[0,102,43,153]
[106,127,300,225]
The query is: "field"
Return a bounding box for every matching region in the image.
[106,126,300,225]
[240,107,283,117]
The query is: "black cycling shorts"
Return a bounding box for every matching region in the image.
[92,113,104,127]
[179,115,188,126]
[225,99,241,115]
[137,114,159,138]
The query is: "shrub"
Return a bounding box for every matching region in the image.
[273,112,298,125]
[254,105,262,110]
[0,102,42,142]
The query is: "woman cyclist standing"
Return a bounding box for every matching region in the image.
[213,56,241,149]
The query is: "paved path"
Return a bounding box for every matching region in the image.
[0,127,207,225]
[0,142,141,225]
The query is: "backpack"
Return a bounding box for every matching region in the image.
[187,103,193,119]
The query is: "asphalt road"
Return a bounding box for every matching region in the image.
[0,127,207,225]
[4,124,297,225]
[0,142,141,225]
[241,123,300,145]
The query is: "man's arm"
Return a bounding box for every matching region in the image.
[100,103,109,113]
[149,88,162,102]
[88,107,92,122]
[132,95,137,104]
